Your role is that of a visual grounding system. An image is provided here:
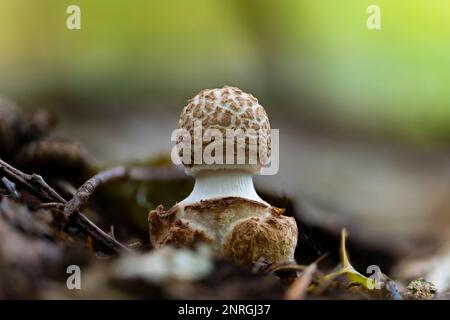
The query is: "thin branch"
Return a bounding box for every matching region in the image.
[0,158,130,254]
[127,166,186,181]
[284,262,317,300]
[39,202,64,209]
[63,165,186,220]
[63,166,127,219]
[1,158,187,255]
[0,159,65,203]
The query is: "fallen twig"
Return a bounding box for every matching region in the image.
[127,166,186,181]
[63,166,127,219]
[266,253,329,274]
[63,165,186,220]
[282,253,329,300]
[285,262,317,300]
[0,158,130,254]
[0,158,65,203]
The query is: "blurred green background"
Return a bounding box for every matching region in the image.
[1,0,450,142]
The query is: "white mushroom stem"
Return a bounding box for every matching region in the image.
[179,170,268,206]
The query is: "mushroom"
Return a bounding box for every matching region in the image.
[148,86,298,266]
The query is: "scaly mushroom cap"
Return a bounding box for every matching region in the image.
[177,86,271,175]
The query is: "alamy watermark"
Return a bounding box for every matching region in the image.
[66,265,81,290]
[170,120,279,175]
[367,5,381,30]
[367,264,383,289]
[66,5,81,30]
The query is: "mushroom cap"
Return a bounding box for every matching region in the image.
[177,86,271,176]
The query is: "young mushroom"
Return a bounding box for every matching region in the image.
[148,86,298,266]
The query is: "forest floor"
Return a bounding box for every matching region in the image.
[0,103,449,299]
